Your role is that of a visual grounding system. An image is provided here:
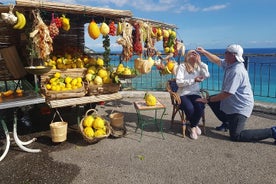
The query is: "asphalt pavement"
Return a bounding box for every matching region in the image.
[0,91,275,184]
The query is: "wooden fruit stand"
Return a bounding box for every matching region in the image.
[0,0,134,106]
[0,0,182,114]
[0,0,181,161]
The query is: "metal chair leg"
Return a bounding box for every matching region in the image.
[202,114,206,135]
[182,123,186,138]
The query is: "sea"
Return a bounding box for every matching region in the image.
[108,48,276,103]
[198,48,276,104]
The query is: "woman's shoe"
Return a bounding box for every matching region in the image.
[215,123,228,132]
[196,126,202,135]
[190,127,198,140]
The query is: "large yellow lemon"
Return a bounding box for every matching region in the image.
[83,115,94,127]
[98,69,108,79]
[96,58,104,66]
[93,117,105,130]
[166,61,175,72]
[84,127,94,138]
[94,129,106,137]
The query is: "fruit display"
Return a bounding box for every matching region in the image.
[60,14,70,31]
[144,92,157,106]
[133,22,143,55]
[13,11,26,29]
[0,89,24,97]
[3,90,14,97]
[100,22,110,36]
[163,29,177,55]
[29,10,53,60]
[0,7,26,30]
[45,54,86,69]
[0,5,26,30]
[0,3,180,98]
[85,57,119,84]
[45,72,83,92]
[80,109,110,143]
[108,21,116,36]
[116,63,138,77]
[116,21,122,35]
[49,13,60,39]
[88,20,100,40]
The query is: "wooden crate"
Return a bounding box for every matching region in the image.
[87,83,121,96]
[43,83,86,100]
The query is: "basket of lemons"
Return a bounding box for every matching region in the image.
[85,67,121,96]
[79,109,111,143]
[116,63,138,79]
[43,72,86,100]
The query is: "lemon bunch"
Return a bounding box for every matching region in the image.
[45,54,86,69]
[45,72,83,91]
[163,29,177,54]
[82,115,107,138]
[144,92,157,106]
[85,58,120,85]
[116,63,136,75]
[85,67,113,85]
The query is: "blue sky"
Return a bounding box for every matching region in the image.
[2,0,276,51]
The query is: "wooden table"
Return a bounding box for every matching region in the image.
[134,100,166,141]
[46,92,123,124]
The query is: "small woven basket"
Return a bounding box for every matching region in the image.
[50,110,68,143]
[134,57,154,74]
[79,109,111,144]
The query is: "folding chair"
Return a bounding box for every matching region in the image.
[166,78,209,137]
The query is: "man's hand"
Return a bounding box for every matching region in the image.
[196,98,208,103]
[195,76,204,82]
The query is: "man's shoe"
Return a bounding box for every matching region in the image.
[271,126,276,140]
[215,123,228,132]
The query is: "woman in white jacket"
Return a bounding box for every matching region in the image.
[176,50,210,139]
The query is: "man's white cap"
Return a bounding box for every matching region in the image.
[226,44,244,62]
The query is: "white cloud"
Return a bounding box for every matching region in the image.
[202,4,228,12]
[177,3,200,13]
[131,0,176,12]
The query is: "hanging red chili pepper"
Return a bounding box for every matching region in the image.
[108,21,116,36]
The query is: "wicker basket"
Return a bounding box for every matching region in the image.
[50,110,68,143]
[40,68,87,84]
[86,83,120,96]
[117,74,137,79]
[79,109,111,144]
[109,112,124,128]
[134,57,154,74]
[43,83,86,100]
